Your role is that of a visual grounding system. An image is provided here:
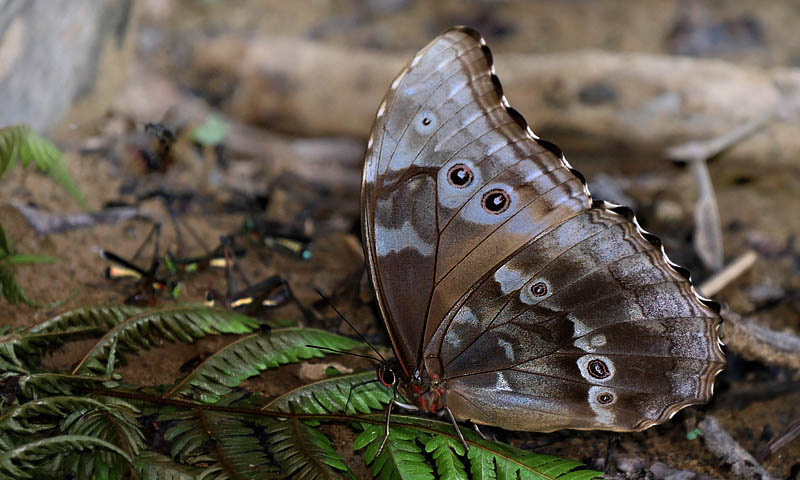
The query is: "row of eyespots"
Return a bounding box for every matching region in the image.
[445,162,511,214]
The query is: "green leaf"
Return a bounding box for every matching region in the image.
[71,306,260,376]
[0,262,36,307]
[134,450,204,480]
[0,125,29,177]
[0,224,10,256]
[356,415,603,480]
[163,328,364,403]
[0,305,142,368]
[0,435,133,480]
[263,370,391,415]
[19,131,89,209]
[6,254,58,265]
[191,115,229,146]
[356,423,434,480]
[266,417,357,479]
[164,409,281,479]
[424,435,468,480]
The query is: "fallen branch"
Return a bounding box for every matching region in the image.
[721,309,800,370]
[699,415,776,480]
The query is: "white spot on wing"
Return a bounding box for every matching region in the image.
[494,265,527,294]
[367,135,373,149]
[445,307,477,349]
[495,372,511,391]
[497,338,515,362]
[376,101,386,118]
[374,220,434,256]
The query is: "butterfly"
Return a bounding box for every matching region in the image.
[360,26,726,448]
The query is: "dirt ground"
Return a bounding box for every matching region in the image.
[2,1,799,479]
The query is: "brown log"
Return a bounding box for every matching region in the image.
[189,34,800,170]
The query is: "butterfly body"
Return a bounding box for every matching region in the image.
[362,26,725,434]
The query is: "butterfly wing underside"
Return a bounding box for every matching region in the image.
[362,26,724,431]
[362,27,590,375]
[424,204,725,431]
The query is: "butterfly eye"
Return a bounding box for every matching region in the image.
[378,366,397,387]
[587,359,611,379]
[596,392,614,404]
[531,282,548,297]
[447,164,474,188]
[482,189,510,214]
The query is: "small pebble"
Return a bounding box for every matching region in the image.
[650,462,672,479]
[665,471,696,480]
[614,454,644,474]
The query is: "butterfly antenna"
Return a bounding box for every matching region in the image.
[305,345,382,364]
[314,287,386,362]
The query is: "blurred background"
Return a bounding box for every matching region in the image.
[1,1,798,478]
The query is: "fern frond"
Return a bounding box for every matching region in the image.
[355,423,434,480]
[0,305,142,368]
[72,306,260,376]
[164,409,281,479]
[266,417,356,480]
[0,125,27,177]
[355,415,603,480]
[0,262,35,307]
[424,435,468,480]
[135,450,204,480]
[263,370,391,415]
[163,328,364,403]
[10,371,117,400]
[0,125,88,209]
[0,435,132,479]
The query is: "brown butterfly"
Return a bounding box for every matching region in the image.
[361,26,725,448]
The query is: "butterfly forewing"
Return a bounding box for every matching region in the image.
[362,26,724,432]
[362,26,590,374]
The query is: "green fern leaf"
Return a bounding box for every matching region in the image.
[424,435,468,480]
[59,397,145,475]
[0,125,28,177]
[356,423,434,480]
[164,409,281,479]
[163,328,364,403]
[10,371,118,400]
[263,370,391,415]
[134,450,204,480]
[0,435,132,480]
[266,417,357,479]
[0,262,35,307]
[356,415,602,480]
[0,305,142,368]
[72,306,260,376]
[0,125,89,209]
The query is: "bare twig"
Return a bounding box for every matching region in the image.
[756,418,800,462]
[12,202,152,235]
[722,309,800,370]
[698,250,758,297]
[665,110,775,162]
[665,110,775,273]
[699,415,777,480]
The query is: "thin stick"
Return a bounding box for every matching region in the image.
[697,250,758,297]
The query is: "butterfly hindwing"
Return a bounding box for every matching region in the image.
[424,206,724,431]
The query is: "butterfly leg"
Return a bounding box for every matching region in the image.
[376,399,395,456]
[444,406,469,451]
[472,422,488,440]
[377,398,419,456]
